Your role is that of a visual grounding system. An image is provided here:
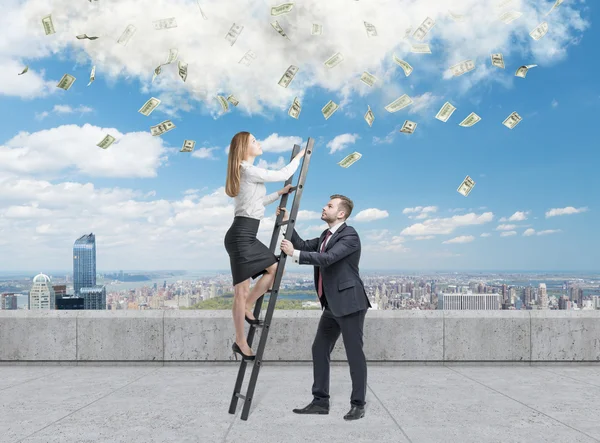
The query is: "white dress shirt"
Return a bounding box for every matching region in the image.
[234,156,301,220]
[291,221,345,263]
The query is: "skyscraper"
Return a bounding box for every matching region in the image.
[29,273,56,310]
[73,233,96,296]
[539,283,548,310]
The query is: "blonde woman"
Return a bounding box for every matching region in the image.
[225,131,306,360]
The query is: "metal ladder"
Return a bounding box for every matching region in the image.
[228,137,315,421]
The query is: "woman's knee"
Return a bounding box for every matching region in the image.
[234,281,250,298]
[266,263,278,275]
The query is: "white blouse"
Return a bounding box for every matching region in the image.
[234,156,301,220]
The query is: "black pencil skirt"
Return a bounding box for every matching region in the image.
[224,216,278,286]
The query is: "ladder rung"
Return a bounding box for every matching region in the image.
[277,220,290,226]
[235,393,246,400]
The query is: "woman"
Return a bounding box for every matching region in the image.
[224,131,306,361]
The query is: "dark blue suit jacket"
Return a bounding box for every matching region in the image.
[290,222,372,317]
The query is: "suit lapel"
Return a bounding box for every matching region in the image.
[323,222,346,252]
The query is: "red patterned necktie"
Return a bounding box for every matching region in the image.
[317,230,332,298]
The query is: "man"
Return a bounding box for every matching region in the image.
[279,194,372,421]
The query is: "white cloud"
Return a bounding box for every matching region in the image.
[499,211,528,222]
[414,235,435,240]
[191,146,220,159]
[551,99,559,108]
[408,92,442,116]
[36,104,94,120]
[442,235,474,244]
[372,127,398,145]
[259,133,304,153]
[353,208,389,222]
[256,156,287,170]
[500,231,517,237]
[545,206,589,217]
[326,133,359,154]
[523,228,561,236]
[403,205,438,219]
[496,223,517,231]
[400,212,493,236]
[480,233,491,237]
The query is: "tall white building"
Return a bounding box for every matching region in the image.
[539,283,548,310]
[29,273,56,310]
[440,292,501,310]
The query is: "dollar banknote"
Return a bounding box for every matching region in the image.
[413,17,435,41]
[225,23,243,46]
[227,94,239,106]
[392,54,413,76]
[217,95,229,112]
[197,1,208,19]
[498,10,522,24]
[364,106,374,127]
[117,24,136,46]
[546,0,563,15]
[435,102,456,122]
[360,71,377,87]
[181,140,196,152]
[270,21,290,40]
[338,152,362,168]
[152,65,162,83]
[448,10,466,22]
[87,66,95,86]
[57,74,76,90]
[153,18,177,30]
[459,112,481,127]
[322,100,339,120]
[400,120,417,134]
[449,60,475,76]
[271,3,294,16]
[515,64,537,78]
[18,66,28,75]
[178,60,188,82]
[138,97,161,116]
[42,15,55,35]
[239,50,256,66]
[384,94,413,112]
[97,135,116,149]
[403,28,412,40]
[324,52,344,68]
[502,111,522,129]
[457,176,475,197]
[311,24,322,35]
[410,43,431,54]
[150,120,175,136]
[288,97,301,119]
[364,21,377,37]
[491,53,505,69]
[76,34,99,40]
[278,65,299,88]
[165,48,178,64]
[530,22,548,40]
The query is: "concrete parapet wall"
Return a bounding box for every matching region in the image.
[1,310,599,363]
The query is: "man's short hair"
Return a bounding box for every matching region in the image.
[330,194,354,220]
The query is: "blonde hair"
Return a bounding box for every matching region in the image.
[225,131,251,197]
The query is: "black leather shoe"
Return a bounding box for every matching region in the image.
[343,405,365,421]
[292,402,329,414]
[244,314,260,325]
[232,342,255,361]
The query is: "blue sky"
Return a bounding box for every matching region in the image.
[0,0,597,272]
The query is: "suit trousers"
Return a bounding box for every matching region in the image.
[311,291,368,407]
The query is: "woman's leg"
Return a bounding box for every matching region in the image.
[245,262,278,318]
[233,279,252,352]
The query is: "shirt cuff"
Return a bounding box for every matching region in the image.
[292,249,300,264]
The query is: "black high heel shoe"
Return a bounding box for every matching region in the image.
[245,312,260,325]
[232,342,255,361]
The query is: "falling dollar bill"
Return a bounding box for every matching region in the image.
[97,135,116,149]
[181,140,196,152]
[384,94,413,112]
[392,54,413,76]
[217,95,229,112]
[117,24,136,46]
[270,21,290,40]
[364,106,374,127]
[18,66,28,75]
[324,52,344,68]
[153,18,177,30]
[227,94,239,106]
[515,64,537,78]
[413,17,435,41]
[150,120,175,136]
[338,152,362,168]
[530,22,548,40]
[400,120,417,134]
[288,97,301,119]
[278,65,299,88]
[87,65,95,86]
[435,102,457,122]
[457,176,475,197]
[311,24,322,35]
[498,10,522,24]
[165,48,178,64]
[177,60,188,82]
[449,60,475,77]
[152,65,162,83]
[546,0,563,15]
[322,100,339,120]
[360,71,377,87]
[502,111,522,129]
[42,15,55,35]
[448,10,466,22]
[56,74,76,90]
[239,50,256,66]
[225,23,244,46]
[459,112,481,127]
[364,21,377,37]
[403,28,412,40]
[76,34,98,40]
[410,43,431,54]
[197,1,208,19]
[138,97,161,116]
[491,53,505,69]
[271,3,294,16]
